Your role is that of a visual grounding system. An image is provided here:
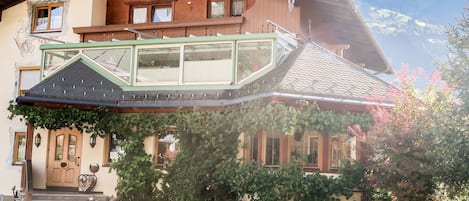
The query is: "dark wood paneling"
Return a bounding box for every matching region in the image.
[107,0,130,25]
[174,0,207,20]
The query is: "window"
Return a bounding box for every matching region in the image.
[290,132,322,170]
[32,3,64,32]
[152,6,172,22]
[155,134,179,168]
[265,136,280,166]
[103,134,124,165]
[237,41,273,82]
[13,132,27,165]
[43,50,79,78]
[83,48,132,82]
[306,136,319,167]
[130,3,172,24]
[18,66,40,96]
[136,46,181,84]
[231,0,244,16]
[183,43,233,83]
[132,7,148,24]
[250,135,259,162]
[209,0,225,18]
[331,136,350,169]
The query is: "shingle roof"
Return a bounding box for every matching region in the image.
[274,43,390,100]
[27,60,123,104]
[18,43,393,108]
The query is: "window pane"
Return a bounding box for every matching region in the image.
[231,0,243,16]
[35,7,49,31]
[83,48,132,82]
[152,7,172,22]
[307,137,318,166]
[50,6,63,29]
[108,134,123,163]
[137,47,180,84]
[68,135,76,161]
[44,50,79,77]
[20,69,40,90]
[331,138,342,168]
[251,135,258,161]
[210,1,225,18]
[237,41,272,82]
[265,137,280,166]
[156,134,179,168]
[156,142,167,165]
[55,135,64,160]
[15,134,27,163]
[133,7,148,24]
[17,136,26,161]
[183,43,232,83]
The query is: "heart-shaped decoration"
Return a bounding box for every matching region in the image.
[78,174,97,193]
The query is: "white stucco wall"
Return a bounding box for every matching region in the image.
[0,0,107,196]
[0,2,34,196]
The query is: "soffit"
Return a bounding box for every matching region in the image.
[0,0,24,11]
[310,0,393,74]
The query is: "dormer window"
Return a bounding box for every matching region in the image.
[130,2,172,24]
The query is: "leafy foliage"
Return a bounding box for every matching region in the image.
[437,8,469,198]
[8,100,372,201]
[223,161,364,201]
[440,8,469,111]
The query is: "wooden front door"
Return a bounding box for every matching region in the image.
[47,128,82,188]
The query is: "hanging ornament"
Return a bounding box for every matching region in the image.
[288,0,295,12]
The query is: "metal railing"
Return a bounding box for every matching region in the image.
[266,20,297,39]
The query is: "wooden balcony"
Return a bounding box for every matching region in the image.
[73,17,244,42]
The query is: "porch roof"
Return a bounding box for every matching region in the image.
[17,42,394,109]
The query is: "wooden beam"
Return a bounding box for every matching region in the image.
[25,123,34,160]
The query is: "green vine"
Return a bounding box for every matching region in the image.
[8,99,373,200]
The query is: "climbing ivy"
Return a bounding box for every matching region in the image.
[8,99,373,201]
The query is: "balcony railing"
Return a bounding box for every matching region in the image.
[73,17,244,42]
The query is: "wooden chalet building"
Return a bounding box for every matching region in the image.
[0,0,394,200]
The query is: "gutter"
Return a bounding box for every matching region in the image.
[17,92,394,108]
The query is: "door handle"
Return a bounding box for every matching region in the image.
[76,156,81,167]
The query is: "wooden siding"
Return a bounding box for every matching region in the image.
[77,0,302,42]
[106,0,130,25]
[75,17,243,42]
[174,0,207,21]
[240,0,301,36]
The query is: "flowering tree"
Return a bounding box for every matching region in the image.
[358,9,469,200]
[356,67,451,200]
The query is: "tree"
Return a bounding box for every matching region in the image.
[435,8,469,198]
[440,8,469,111]
[358,70,441,200]
[360,9,469,200]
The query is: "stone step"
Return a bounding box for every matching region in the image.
[32,192,110,201]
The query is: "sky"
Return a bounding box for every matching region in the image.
[355,0,467,87]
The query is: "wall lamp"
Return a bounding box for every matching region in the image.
[34,133,41,147]
[90,135,97,148]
